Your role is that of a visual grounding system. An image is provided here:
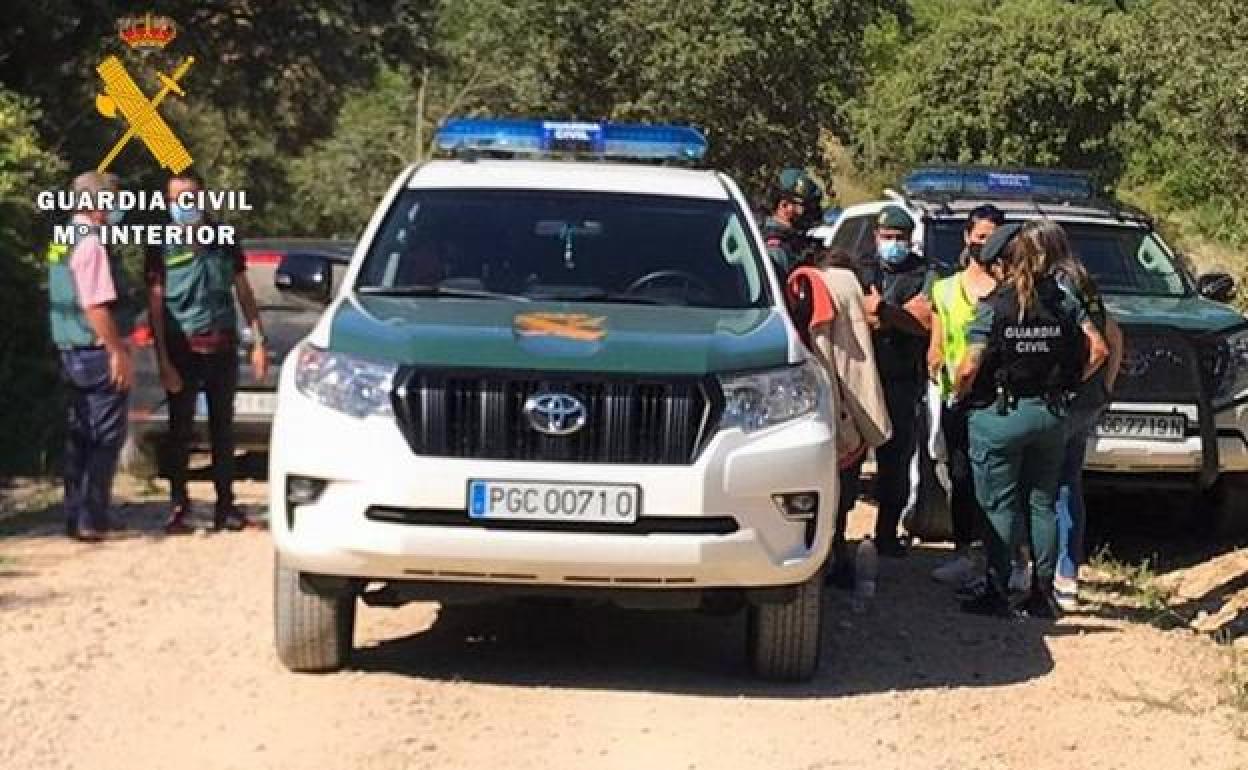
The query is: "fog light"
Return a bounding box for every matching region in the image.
[287,475,327,506]
[772,492,819,520]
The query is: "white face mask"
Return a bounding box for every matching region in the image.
[171,203,203,226]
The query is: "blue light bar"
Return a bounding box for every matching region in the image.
[901,166,1096,202]
[434,118,708,163]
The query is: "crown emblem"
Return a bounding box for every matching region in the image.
[118,13,177,50]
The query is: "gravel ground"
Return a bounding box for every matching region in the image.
[2,475,1246,770]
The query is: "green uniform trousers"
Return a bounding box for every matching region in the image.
[968,397,1066,590]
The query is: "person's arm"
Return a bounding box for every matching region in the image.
[233,270,269,380]
[1103,316,1125,393]
[1081,320,1109,382]
[864,286,930,335]
[954,300,994,399]
[1058,276,1109,382]
[83,304,132,390]
[144,248,182,394]
[954,343,985,400]
[927,311,944,383]
[72,238,132,390]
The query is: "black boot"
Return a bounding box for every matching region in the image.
[959,574,1015,618]
[1021,579,1060,620]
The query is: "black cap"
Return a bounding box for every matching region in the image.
[978,221,1023,265]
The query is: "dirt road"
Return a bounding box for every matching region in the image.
[2,477,1246,770]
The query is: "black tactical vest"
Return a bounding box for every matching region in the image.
[970,276,1085,406]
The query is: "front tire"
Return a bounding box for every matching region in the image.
[274,558,356,672]
[746,574,824,681]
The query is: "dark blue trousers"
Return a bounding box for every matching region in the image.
[60,348,128,532]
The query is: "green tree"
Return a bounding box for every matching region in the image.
[287,67,429,235]
[417,0,901,197]
[0,89,67,473]
[851,0,1139,185]
[1120,0,1248,245]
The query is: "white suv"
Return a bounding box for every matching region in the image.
[267,119,837,680]
[815,166,1248,540]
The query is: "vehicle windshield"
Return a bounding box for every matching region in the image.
[355,189,768,308]
[927,220,1191,297]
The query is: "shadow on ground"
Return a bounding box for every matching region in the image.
[2,474,1242,697]
[346,539,1098,698]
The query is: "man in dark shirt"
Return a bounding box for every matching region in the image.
[761,168,823,277]
[861,206,934,556]
[145,172,268,534]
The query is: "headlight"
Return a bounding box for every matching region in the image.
[719,361,821,432]
[1213,329,1248,406]
[294,345,397,418]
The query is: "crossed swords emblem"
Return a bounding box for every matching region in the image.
[95,55,194,173]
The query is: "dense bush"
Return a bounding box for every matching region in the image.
[0,89,67,474]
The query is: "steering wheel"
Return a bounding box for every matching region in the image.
[624,270,715,299]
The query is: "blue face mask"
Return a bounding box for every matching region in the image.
[106,208,126,226]
[877,239,910,265]
[171,204,202,226]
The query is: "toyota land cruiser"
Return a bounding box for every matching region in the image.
[268,119,837,681]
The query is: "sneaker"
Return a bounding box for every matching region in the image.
[931,555,975,585]
[70,524,104,543]
[164,505,195,535]
[1021,582,1061,620]
[1053,575,1079,613]
[1008,561,1032,596]
[212,506,250,532]
[960,581,1015,618]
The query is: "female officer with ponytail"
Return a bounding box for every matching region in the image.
[954,220,1107,618]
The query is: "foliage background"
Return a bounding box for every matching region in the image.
[0,0,1244,473]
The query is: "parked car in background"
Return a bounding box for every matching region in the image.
[120,238,355,479]
[813,165,1248,539]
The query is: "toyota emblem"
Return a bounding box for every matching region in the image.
[524,392,588,436]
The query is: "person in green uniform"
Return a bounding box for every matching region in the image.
[926,204,1005,585]
[954,220,1107,618]
[48,171,136,541]
[862,205,934,557]
[145,172,269,534]
[761,168,822,277]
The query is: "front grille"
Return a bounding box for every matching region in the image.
[393,371,718,464]
[1113,327,1205,402]
[366,506,739,535]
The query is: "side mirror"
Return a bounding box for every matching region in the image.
[275,252,332,305]
[1198,271,1236,303]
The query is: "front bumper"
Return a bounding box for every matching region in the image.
[269,383,838,590]
[1084,401,1248,476]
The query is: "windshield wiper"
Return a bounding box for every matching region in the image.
[527,290,678,306]
[357,285,531,302]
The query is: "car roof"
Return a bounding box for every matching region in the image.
[407,159,731,200]
[835,197,1152,230]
